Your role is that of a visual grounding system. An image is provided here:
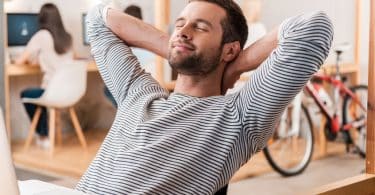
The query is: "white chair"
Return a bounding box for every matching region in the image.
[22,61,88,154]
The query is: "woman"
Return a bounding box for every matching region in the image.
[16,3,73,148]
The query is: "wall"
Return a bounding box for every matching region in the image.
[5,0,101,58]
[0,2,4,111]
[360,0,370,84]
[243,0,369,84]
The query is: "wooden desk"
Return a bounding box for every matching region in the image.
[4,61,98,139]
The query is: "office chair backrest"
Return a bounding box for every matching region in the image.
[25,61,87,108]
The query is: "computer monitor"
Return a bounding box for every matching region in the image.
[82,13,89,45]
[7,13,39,46]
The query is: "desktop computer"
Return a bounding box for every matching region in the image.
[6,13,39,62]
[7,13,39,46]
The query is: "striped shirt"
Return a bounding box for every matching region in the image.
[76,4,333,195]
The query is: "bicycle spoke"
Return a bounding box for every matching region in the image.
[264,104,314,176]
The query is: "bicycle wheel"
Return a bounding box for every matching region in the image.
[342,85,368,158]
[263,104,314,177]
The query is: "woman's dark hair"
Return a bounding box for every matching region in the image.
[38,3,72,54]
[124,5,143,20]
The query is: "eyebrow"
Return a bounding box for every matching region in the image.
[175,17,213,29]
[175,17,185,24]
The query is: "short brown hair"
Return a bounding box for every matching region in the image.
[189,0,248,49]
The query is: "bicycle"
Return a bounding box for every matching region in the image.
[263,45,368,177]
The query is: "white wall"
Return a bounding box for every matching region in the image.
[6,0,93,58]
[359,0,370,84]
[263,0,355,62]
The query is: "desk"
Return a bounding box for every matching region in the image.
[4,61,98,139]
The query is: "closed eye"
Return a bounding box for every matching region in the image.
[175,18,185,29]
[195,20,211,32]
[195,24,208,32]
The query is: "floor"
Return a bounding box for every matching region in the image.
[12,129,107,179]
[228,153,366,194]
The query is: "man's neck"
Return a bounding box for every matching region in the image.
[173,72,222,97]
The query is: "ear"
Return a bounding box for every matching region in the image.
[221,41,241,63]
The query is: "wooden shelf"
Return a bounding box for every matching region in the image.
[238,63,360,83]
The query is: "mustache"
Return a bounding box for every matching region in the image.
[171,39,196,50]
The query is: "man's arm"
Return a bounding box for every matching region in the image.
[105,8,169,58]
[87,5,166,107]
[236,12,333,155]
[222,27,278,94]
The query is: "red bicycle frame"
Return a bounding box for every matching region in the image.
[304,74,367,133]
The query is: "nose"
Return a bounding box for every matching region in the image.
[177,24,192,41]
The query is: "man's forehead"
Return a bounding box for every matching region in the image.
[178,1,226,24]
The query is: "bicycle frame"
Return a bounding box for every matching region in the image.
[304,74,367,133]
[264,46,367,177]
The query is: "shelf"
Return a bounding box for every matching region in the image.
[239,63,359,82]
[320,63,359,75]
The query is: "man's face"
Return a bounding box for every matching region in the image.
[168,1,226,75]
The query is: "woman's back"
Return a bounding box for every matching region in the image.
[25,29,73,88]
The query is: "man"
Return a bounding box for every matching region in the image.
[77,0,333,194]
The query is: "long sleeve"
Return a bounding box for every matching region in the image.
[235,12,333,154]
[86,5,164,107]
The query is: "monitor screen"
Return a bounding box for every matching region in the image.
[7,13,39,46]
[82,13,89,45]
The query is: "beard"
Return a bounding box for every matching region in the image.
[168,45,222,76]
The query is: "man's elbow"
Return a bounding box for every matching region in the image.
[307,12,334,57]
